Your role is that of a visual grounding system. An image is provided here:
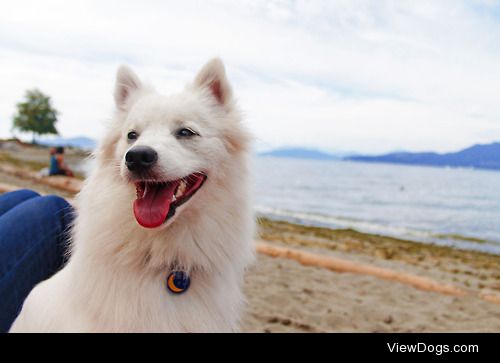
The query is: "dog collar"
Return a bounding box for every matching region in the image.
[166,271,190,294]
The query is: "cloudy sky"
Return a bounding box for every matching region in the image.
[1,0,500,154]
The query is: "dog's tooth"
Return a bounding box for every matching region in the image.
[172,195,177,202]
[176,180,187,198]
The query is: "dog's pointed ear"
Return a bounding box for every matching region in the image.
[114,65,142,111]
[194,58,232,106]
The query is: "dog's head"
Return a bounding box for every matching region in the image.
[100,59,249,229]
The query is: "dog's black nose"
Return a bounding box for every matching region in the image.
[125,146,158,172]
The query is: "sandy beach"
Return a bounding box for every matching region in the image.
[242,219,500,332]
[1,142,500,332]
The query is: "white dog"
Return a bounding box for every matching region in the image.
[10,58,255,332]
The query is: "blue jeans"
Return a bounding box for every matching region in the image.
[0,190,74,332]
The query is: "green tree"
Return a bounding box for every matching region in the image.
[12,89,59,143]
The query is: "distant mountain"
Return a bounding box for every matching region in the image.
[259,147,340,160]
[38,136,96,150]
[346,142,500,170]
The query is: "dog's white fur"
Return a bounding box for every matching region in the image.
[10,59,255,332]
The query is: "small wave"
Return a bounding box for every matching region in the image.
[255,205,500,255]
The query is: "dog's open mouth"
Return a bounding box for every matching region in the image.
[133,172,207,228]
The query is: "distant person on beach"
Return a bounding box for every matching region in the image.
[49,146,74,177]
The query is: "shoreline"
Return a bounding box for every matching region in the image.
[256,210,500,255]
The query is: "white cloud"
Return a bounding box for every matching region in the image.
[1,0,500,153]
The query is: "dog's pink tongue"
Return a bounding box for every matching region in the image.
[133,182,179,228]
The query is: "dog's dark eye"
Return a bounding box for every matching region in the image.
[176,128,197,138]
[127,131,138,141]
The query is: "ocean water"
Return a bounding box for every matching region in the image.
[253,157,500,255]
